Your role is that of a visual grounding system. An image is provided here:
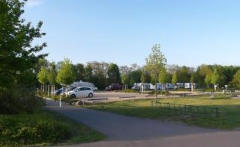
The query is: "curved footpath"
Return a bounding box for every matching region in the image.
[45,100,240,147]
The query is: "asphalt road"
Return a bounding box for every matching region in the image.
[45,100,240,147]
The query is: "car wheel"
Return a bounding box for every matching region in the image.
[88,93,93,98]
[70,94,76,99]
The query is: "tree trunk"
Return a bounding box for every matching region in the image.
[155,78,157,100]
[48,85,50,96]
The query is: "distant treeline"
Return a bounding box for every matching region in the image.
[37,59,240,90]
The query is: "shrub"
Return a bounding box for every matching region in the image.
[0,112,73,145]
[0,87,44,114]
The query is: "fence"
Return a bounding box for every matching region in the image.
[152,101,221,118]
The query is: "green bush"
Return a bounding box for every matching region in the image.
[0,112,72,145]
[0,87,44,114]
[147,90,169,95]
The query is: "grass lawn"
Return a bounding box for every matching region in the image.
[84,96,240,129]
[0,110,105,146]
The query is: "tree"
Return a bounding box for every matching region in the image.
[122,74,130,89]
[74,63,85,81]
[56,59,75,86]
[211,68,221,91]
[178,66,191,83]
[159,67,168,91]
[47,62,57,94]
[141,68,151,83]
[85,64,93,82]
[232,69,240,89]
[107,64,121,84]
[129,70,142,87]
[205,73,212,88]
[37,67,48,92]
[172,72,178,85]
[145,44,167,98]
[0,0,47,89]
[86,62,109,89]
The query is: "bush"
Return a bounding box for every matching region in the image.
[147,90,169,95]
[0,112,73,145]
[0,87,44,114]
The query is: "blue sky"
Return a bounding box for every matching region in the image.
[24,0,240,67]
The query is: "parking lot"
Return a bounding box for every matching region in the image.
[77,91,152,103]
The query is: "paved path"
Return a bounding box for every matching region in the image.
[45,100,240,147]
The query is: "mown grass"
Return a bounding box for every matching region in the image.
[84,96,240,129]
[0,110,105,146]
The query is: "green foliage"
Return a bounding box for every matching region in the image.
[84,64,93,82]
[145,44,167,82]
[0,88,44,114]
[56,59,75,86]
[141,69,151,83]
[74,63,85,81]
[205,73,212,87]
[158,67,168,84]
[0,111,105,146]
[107,63,121,84]
[172,72,178,84]
[47,62,57,85]
[0,0,47,89]
[122,74,130,86]
[177,66,191,83]
[232,69,240,88]
[37,66,48,85]
[129,70,142,86]
[211,68,220,85]
[87,62,109,89]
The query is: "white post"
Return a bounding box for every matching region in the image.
[59,87,63,108]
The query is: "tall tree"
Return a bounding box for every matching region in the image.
[122,74,130,89]
[205,74,212,88]
[74,63,85,81]
[178,66,191,83]
[141,68,151,83]
[159,67,168,91]
[107,63,121,84]
[47,62,57,94]
[172,72,178,85]
[145,44,167,98]
[0,0,47,89]
[211,68,224,91]
[129,70,142,86]
[232,69,240,89]
[56,59,75,86]
[37,67,48,92]
[85,64,93,82]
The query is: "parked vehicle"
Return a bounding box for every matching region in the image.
[105,83,122,91]
[71,81,98,91]
[132,83,154,91]
[68,86,94,98]
[185,83,192,89]
[176,83,185,88]
[54,88,64,95]
[54,86,77,95]
[132,83,141,90]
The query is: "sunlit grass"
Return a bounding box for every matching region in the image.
[85,96,240,129]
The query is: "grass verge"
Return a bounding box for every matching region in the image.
[84,96,240,129]
[0,110,105,146]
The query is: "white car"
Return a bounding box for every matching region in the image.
[68,86,94,98]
